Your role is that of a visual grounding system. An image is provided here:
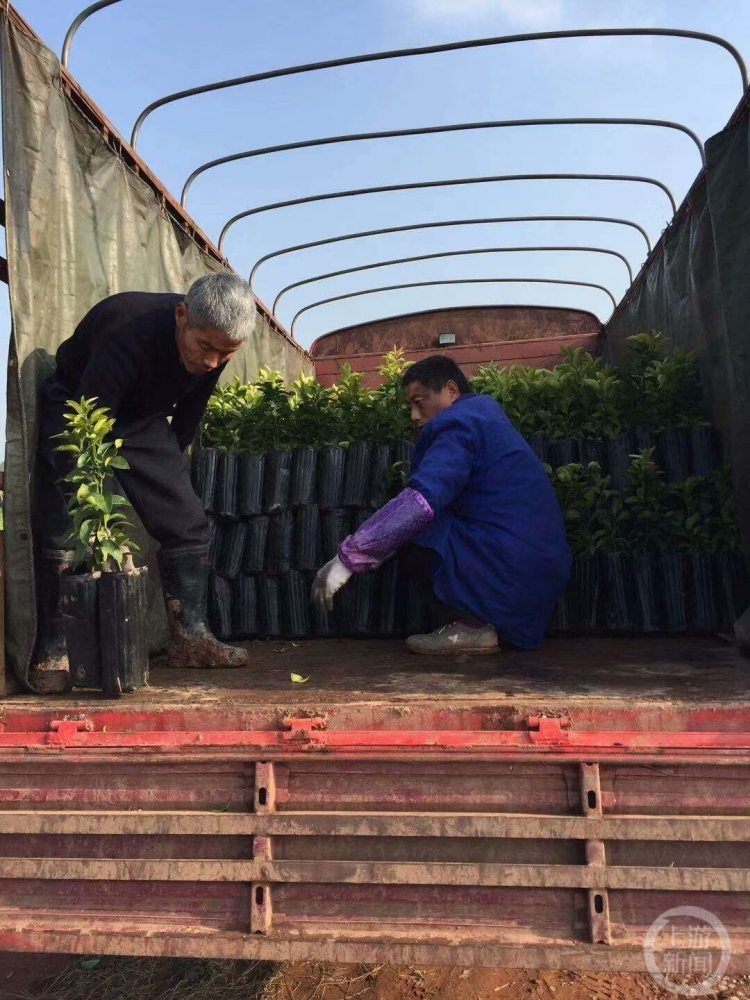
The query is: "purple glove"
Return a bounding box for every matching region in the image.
[339,487,434,573]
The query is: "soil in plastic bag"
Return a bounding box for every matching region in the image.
[393,441,415,482]
[216,521,248,581]
[238,452,265,517]
[263,449,292,512]
[716,550,749,631]
[215,451,239,520]
[317,446,345,510]
[267,511,294,575]
[291,446,317,508]
[606,433,633,492]
[233,574,257,638]
[368,444,392,509]
[659,552,688,634]
[258,575,282,637]
[633,554,659,633]
[688,551,720,634]
[658,428,690,483]
[282,570,311,638]
[194,448,219,514]
[529,434,547,464]
[578,439,603,468]
[61,574,101,689]
[572,555,600,634]
[295,506,321,572]
[321,509,350,562]
[209,573,234,640]
[602,552,636,634]
[690,425,719,476]
[98,569,149,697]
[343,441,372,508]
[377,560,399,636]
[242,515,270,574]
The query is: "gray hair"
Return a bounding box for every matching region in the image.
[185,272,257,344]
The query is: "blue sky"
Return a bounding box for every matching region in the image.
[2,0,750,445]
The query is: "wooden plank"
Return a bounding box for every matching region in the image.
[0,857,749,891]
[1,810,750,841]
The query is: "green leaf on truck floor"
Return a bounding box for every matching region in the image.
[290,673,309,684]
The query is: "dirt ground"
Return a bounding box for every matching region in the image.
[1,955,750,1000]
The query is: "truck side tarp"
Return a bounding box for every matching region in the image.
[0,15,311,686]
[604,95,750,559]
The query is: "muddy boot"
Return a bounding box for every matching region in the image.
[158,544,250,669]
[406,621,500,656]
[29,549,76,693]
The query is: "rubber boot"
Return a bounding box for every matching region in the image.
[158,544,250,669]
[29,549,76,693]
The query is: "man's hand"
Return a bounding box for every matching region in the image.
[312,555,352,612]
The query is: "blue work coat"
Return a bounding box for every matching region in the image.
[408,394,571,648]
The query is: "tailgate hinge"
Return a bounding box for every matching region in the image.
[49,718,94,744]
[526,715,572,743]
[281,716,328,747]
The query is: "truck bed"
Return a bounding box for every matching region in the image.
[2,637,750,970]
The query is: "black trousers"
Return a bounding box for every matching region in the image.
[34,376,209,552]
[398,541,484,628]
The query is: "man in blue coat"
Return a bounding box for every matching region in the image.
[312,355,571,654]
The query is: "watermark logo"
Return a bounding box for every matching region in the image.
[643,905,731,996]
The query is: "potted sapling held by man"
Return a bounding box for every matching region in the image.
[54,397,148,697]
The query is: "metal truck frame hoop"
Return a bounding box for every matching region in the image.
[290,277,618,338]
[249,214,652,294]
[131,28,747,148]
[61,0,124,68]
[273,246,631,319]
[181,118,692,208]
[220,173,665,252]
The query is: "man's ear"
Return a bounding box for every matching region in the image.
[175,301,188,326]
[446,379,461,399]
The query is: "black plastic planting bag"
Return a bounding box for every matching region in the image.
[606,433,633,492]
[690,426,719,476]
[216,521,247,581]
[215,451,239,519]
[242,515,270,574]
[659,553,688,634]
[194,447,219,514]
[207,518,221,568]
[573,556,600,634]
[548,583,574,635]
[321,509,349,561]
[263,449,292,512]
[716,551,750,629]
[578,439,603,468]
[316,446,346,510]
[258,575,282,636]
[98,570,149,698]
[282,570,311,638]
[633,429,656,453]
[238,452,265,517]
[633,554,659,633]
[529,433,547,464]
[295,506,320,571]
[233,574,257,638]
[343,441,372,508]
[267,511,294,575]
[402,578,430,636]
[209,574,233,640]
[377,560,399,636]
[658,428,690,483]
[393,440,415,481]
[368,444,392,509]
[602,552,635,634]
[352,571,377,635]
[549,438,578,468]
[290,446,317,508]
[688,552,720,633]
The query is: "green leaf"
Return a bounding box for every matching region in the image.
[78,519,94,544]
[290,673,309,684]
[80,958,101,971]
[108,456,130,470]
[100,540,124,568]
[87,493,111,514]
[76,483,91,502]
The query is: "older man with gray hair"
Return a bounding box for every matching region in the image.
[31,272,256,692]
